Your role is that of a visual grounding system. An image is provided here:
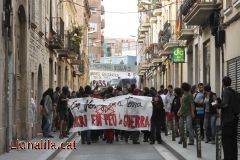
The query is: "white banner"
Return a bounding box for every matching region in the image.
[68,95,153,132]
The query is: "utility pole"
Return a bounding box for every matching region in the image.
[4,0,13,152]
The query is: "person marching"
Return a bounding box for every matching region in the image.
[150,93,165,144]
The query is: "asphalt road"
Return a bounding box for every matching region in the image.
[67,139,174,160]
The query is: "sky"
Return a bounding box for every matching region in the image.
[103,0,139,39]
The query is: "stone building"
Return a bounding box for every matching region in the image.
[138,0,182,90]
[0,0,90,155]
[88,0,105,63]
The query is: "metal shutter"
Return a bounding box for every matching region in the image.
[237,59,240,93]
[227,57,240,144]
[227,60,237,89]
[236,58,240,144]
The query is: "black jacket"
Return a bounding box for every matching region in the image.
[152,98,165,122]
[221,87,237,124]
[171,96,181,114]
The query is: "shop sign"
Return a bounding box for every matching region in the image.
[172,47,185,63]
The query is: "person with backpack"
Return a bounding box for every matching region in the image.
[193,83,205,139]
[203,85,217,144]
[220,76,239,160]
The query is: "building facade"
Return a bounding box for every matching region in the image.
[88,0,105,63]
[103,38,137,57]
[0,0,90,155]
[137,0,240,97]
[138,0,182,90]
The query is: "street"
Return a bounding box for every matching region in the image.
[66,136,177,160]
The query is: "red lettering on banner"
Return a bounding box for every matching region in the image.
[112,114,117,126]
[140,116,145,127]
[73,115,87,127]
[91,115,96,126]
[83,115,87,127]
[96,114,102,126]
[108,114,113,126]
[128,115,134,128]
[124,115,128,127]
[104,114,109,125]
[91,114,102,126]
[135,115,140,128]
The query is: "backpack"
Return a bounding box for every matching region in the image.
[40,98,44,106]
[194,92,205,116]
[228,88,240,116]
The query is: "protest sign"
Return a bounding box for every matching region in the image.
[68,95,153,132]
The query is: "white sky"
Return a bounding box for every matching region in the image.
[103,0,139,39]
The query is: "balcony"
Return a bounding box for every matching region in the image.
[150,17,157,23]
[58,32,80,59]
[159,50,172,57]
[141,17,151,27]
[233,0,240,8]
[139,34,146,39]
[139,27,149,33]
[182,0,220,26]
[138,39,144,44]
[153,8,162,16]
[178,24,194,41]
[48,17,64,49]
[163,40,179,51]
[140,63,149,70]
[151,54,163,63]
[139,0,152,6]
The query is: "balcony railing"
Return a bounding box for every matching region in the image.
[48,17,64,49]
[59,32,80,59]
[158,20,176,46]
[178,22,194,41]
[182,0,220,25]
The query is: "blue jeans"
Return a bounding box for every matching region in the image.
[179,115,194,143]
[43,114,52,136]
[204,113,216,141]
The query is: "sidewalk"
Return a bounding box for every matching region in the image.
[0,132,76,160]
[162,134,240,160]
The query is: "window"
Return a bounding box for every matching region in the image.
[90,7,97,14]
[226,0,232,8]
[203,41,210,84]
[88,23,97,33]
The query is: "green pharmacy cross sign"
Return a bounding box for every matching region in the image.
[172,47,185,63]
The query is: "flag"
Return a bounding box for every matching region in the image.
[176,17,181,36]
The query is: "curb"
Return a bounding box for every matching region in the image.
[47,133,76,160]
[162,140,186,160]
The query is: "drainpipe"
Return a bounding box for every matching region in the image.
[4,0,13,152]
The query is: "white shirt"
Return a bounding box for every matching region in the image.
[164,92,175,112]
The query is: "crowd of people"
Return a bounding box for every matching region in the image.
[39,76,239,160]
